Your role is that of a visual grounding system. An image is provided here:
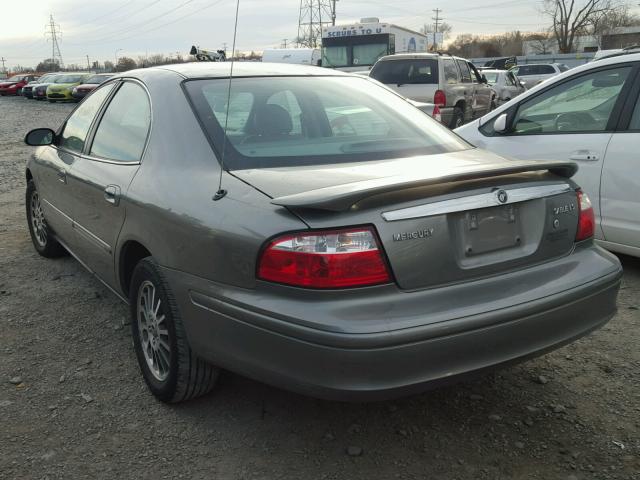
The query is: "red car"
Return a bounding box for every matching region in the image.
[0,74,39,96]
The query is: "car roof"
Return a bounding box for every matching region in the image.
[377,53,441,61]
[133,62,350,79]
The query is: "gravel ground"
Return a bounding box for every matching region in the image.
[1,95,639,480]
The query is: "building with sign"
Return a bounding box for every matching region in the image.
[321,18,428,71]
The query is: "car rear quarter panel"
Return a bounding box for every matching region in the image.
[115,70,308,294]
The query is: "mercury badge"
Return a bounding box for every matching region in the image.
[393,227,435,242]
[496,189,509,204]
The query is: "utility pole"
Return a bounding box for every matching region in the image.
[282,39,289,48]
[44,14,64,71]
[331,0,337,26]
[86,55,90,70]
[222,42,228,57]
[432,9,443,51]
[0,57,6,75]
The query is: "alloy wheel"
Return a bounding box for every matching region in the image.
[137,280,171,381]
[30,191,48,247]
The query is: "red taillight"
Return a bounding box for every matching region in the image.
[576,190,595,241]
[434,89,446,107]
[258,227,392,289]
[432,104,442,123]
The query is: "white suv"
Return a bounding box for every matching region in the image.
[510,63,570,88]
[456,52,640,257]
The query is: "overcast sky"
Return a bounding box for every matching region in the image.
[0,0,629,69]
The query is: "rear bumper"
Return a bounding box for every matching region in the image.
[164,246,622,401]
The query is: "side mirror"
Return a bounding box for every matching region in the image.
[493,113,508,133]
[25,128,55,146]
[481,74,488,84]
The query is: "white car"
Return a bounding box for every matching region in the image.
[510,63,569,88]
[456,52,640,257]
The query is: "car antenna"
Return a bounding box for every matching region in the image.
[213,0,241,202]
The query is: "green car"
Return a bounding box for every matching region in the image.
[46,73,92,102]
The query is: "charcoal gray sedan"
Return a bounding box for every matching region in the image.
[24,63,622,403]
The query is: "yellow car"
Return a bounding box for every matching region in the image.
[46,73,92,102]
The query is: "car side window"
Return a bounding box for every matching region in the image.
[456,60,472,83]
[540,65,556,74]
[90,82,151,162]
[443,59,459,84]
[511,67,631,135]
[58,83,115,154]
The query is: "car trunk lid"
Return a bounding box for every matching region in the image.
[233,149,581,290]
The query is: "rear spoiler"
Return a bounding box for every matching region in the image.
[271,161,577,212]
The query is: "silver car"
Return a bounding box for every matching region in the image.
[24,63,622,403]
[482,69,527,107]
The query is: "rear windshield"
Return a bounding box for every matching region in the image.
[483,72,499,83]
[370,59,438,85]
[54,75,84,83]
[184,76,470,170]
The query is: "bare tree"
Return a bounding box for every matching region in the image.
[543,0,618,53]
[590,3,640,46]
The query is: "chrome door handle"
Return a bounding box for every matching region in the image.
[569,150,599,162]
[104,185,121,206]
[57,169,66,184]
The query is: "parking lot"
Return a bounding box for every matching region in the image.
[1,95,639,479]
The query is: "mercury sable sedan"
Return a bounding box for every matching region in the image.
[24,63,622,403]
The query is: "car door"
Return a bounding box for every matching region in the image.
[468,64,636,241]
[599,69,640,251]
[468,62,492,115]
[66,80,150,289]
[455,59,476,119]
[34,84,116,248]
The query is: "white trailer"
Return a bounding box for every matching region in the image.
[322,18,428,71]
[261,48,321,66]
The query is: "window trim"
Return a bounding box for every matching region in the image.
[83,78,153,165]
[615,66,640,132]
[479,62,640,138]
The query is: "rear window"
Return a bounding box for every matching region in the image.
[369,59,438,85]
[185,76,470,170]
[483,72,499,84]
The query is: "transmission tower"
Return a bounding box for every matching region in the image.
[45,14,64,70]
[297,0,333,48]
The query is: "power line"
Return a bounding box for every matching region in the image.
[66,0,199,46]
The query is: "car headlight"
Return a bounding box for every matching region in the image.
[72,87,78,93]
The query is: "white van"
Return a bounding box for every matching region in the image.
[261,48,321,66]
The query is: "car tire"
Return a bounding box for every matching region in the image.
[450,107,464,129]
[25,180,66,258]
[130,258,219,403]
